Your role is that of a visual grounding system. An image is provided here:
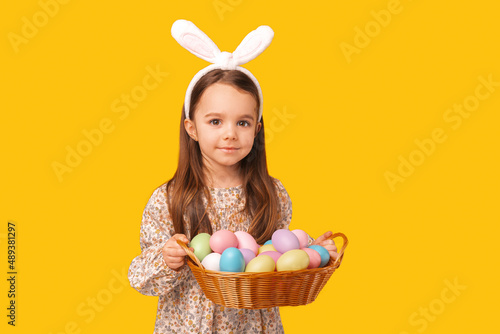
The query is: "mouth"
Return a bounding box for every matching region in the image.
[219,147,240,153]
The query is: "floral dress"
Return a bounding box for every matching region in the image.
[128,178,293,333]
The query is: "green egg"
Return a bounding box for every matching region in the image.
[189,233,212,261]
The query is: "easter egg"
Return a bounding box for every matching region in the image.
[235,231,259,255]
[258,251,282,265]
[272,229,300,254]
[239,248,256,265]
[245,255,275,273]
[201,252,221,271]
[258,244,277,254]
[291,229,309,249]
[276,249,310,272]
[301,247,321,269]
[189,233,212,261]
[309,245,330,267]
[220,247,245,272]
[263,240,273,245]
[210,230,238,254]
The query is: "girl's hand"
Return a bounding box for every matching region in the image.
[162,234,191,270]
[311,231,339,260]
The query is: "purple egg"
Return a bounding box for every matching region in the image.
[259,251,282,263]
[272,229,300,254]
[239,248,256,265]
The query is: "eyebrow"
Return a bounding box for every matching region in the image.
[203,112,256,120]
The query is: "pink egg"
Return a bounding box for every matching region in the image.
[210,230,238,254]
[235,231,259,255]
[292,229,309,249]
[302,248,322,269]
[272,229,300,254]
[239,248,256,265]
[259,251,282,264]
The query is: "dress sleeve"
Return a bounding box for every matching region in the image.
[273,178,293,230]
[128,184,190,296]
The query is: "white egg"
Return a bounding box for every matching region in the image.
[201,252,221,271]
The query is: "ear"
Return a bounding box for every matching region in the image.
[184,118,198,141]
[254,122,262,137]
[171,19,221,63]
[232,25,274,66]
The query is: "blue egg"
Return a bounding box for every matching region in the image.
[264,240,273,245]
[308,245,330,267]
[220,247,245,272]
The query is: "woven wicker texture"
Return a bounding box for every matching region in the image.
[177,232,348,309]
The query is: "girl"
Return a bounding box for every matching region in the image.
[128,20,337,333]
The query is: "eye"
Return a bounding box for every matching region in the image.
[237,120,250,127]
[209,119,221,126]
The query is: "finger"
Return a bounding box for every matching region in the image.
[329,251,339,260]
[313,231,333,245]
[166,255,185,264]
[163,244,187,257]
[319,239,337,251]
[172,234,190,244]
[319,243,338,256]
[165,246,188,257]
[321,241,337,248]
[166,260,185,270]
[165,256,185,267]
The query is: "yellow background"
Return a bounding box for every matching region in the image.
[1,0,499,333]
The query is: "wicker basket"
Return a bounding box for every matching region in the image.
[177,232,348,309]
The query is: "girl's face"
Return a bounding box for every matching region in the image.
[184,83,261,173]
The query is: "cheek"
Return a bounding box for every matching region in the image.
[197,129,216,142]
[241,131,257,147]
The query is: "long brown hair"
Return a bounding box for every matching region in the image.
[166,69,280,244]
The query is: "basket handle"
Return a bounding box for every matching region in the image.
[177,240,206,274]
[331,232,349,267]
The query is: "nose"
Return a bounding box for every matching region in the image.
[223,124,237,140]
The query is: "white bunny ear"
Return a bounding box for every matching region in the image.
[173,20,274,121]
[232,25,274,66]
[171,19,221,63]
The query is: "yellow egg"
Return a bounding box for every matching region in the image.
[245,255,275,273]
[258,244,277,254]
[276,249,310,272]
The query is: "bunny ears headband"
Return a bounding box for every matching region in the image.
[171,19,274,121]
